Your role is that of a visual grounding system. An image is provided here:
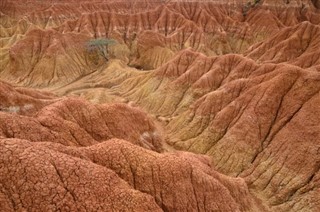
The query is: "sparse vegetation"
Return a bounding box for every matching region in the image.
[86,38,117,62]
[242,2,252,17]
[243,0,261,17]
[254,0,261,5]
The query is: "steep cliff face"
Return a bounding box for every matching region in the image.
[1,0,320,211]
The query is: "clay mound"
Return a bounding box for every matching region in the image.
[3,0,162,19]
[246,21,320,67]
[80,0,163,14]
[262,0,317,8]
[3,0,319,85]
[56,6,206,53]
[0,139,162,212]
[56,5,199,36]
[244,8,285,40]
[167,2,246,34]
[20,1,162,30]
[0,80,56,115]
[25,7,80,29]
[0,94,164,151]
[0,1,167,80]
[113,50,260,116]
[255,0,320,25]
[51,3,254,70]
[162,58,320,211]
[167,1,320,45]
[0,16,30,38]
[1,29,99,87]
[1,0,320,211]
[0,138,266,211]
[73,49,320,211]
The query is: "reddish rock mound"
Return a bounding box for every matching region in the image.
[246,21,320,68]
[0,80,56,115]
[0,82,266,211]
[100,49,320,211]
[0,138,266,211]
[0,139,162,212]
[1,0,320,212]
[1,29,97,87]
[0,95,164,151]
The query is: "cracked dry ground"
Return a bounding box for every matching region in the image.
[1,0,320,211]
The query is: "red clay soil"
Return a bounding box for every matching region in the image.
[0,82,266,211]
[0,138,267,211]
[0,80,56,115]
[0,82,164,151]
[1,0,320,212]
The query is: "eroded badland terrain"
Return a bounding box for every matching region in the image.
[1,0,320,211]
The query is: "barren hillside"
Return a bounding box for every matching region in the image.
[1,0,320,211]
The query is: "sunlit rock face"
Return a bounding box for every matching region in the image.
[1,0,320,211]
